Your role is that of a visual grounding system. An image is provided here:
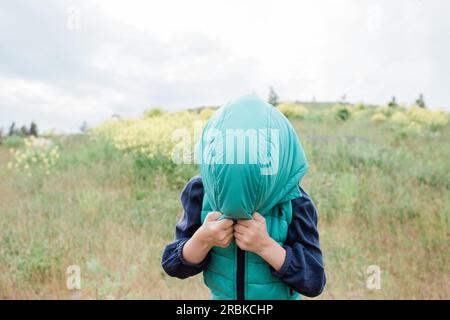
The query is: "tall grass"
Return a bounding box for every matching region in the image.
[0,106,448,299]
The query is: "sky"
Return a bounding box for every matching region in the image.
[0,0,449,133]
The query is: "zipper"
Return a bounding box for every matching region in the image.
[236,245,245,300]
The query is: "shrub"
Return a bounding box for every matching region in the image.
[144,108,164,118]
[277,103,309,119]
[198,108,216,120]
[132,153,197,190]
[407,107,448,132]
[390,111,408,125]
[332,104,351,121]
[371,113,387,124]
[7,136,59,175]
[92,110,208,163]
[376,106,395,118]
[355,103,366,110]
[386,107,449,137]
[3,136,25,148]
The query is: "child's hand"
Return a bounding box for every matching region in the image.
[182,212,234,264]
[198,212,234,248]
[234,212,272,255]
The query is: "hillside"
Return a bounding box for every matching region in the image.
[1,103,449,299]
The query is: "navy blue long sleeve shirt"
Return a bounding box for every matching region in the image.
[162,176,326,297]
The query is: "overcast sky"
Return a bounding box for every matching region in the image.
[1,0,449,133]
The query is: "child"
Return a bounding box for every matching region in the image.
[162,94,326,300]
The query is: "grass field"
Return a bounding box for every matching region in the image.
[0,103,449,299]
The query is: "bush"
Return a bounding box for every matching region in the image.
[277,103,309,119]
[7,137,59,175]
[144,108,164,118]
[390,111,408,125]
[407,107,448,132]
[371,113,387,124]
[386,107,449,137]
[132,153,197,190]
[198,108,216,120]
[333,104,351,121]
[355,103,366,110]
[3,136,25,148]
[376,106,395,118]
[91,110,210,187]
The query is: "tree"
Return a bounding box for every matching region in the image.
[0,128,3,144]
[268,86,279,106]
[80,121,89,133]
[20,125,29,137]
[340,94,347,104]
[388,96,398,108]
[29,121,39,137]
[8,122,16,136]
[416,94,426,108]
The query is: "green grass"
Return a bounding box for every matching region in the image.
[0,110,449,299]
[2,136,25,149]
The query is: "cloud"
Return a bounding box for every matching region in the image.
[0,0,262,132]
[0,0,449,132]
[0,76,119,132]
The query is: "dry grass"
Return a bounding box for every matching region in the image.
[0,115,449,299]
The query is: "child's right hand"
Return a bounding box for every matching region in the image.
[198,212,234,248]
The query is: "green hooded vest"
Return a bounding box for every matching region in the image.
[196,94,309,300]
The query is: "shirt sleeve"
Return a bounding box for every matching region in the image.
[161,176,210,279]
[270,188,326,297]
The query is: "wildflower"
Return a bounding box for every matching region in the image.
[8,136,60,175]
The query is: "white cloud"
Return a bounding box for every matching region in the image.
[0,0,449,132]
[0,77,118,133]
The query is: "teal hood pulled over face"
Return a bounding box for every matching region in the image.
[196,94,309,220]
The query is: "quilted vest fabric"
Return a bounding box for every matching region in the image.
[195,94,309,300]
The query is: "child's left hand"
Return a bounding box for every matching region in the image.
[234,212,272,255]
